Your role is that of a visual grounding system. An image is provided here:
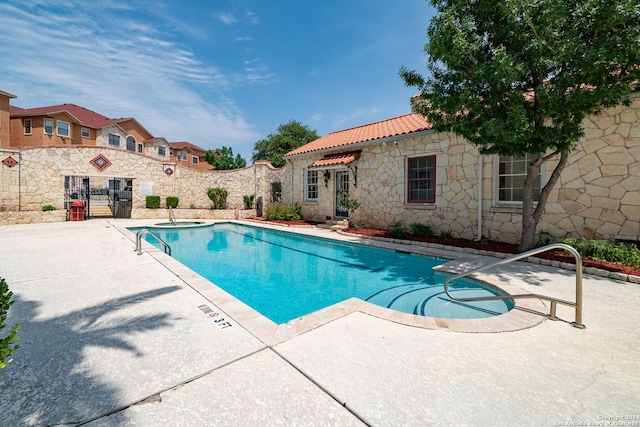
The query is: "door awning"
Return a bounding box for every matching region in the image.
[308,151,361,170]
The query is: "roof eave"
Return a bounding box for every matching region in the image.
[283,129,435,160]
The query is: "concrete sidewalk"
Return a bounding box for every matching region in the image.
[0,219,638,426]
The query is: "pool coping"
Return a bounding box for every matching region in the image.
[118,220,548,345]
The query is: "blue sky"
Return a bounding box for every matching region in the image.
[0,0,435,162]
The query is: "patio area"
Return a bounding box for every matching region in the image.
[0,219,638,426]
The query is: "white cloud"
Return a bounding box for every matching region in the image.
[216,12,237,25]
[0,0,260,159]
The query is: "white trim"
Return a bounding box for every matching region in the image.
[81,127,90,138]
[44,118,54,135]
[303,168,319,202]
[56,120,70,137]
[24,119,32,135]
[492,154,545,207]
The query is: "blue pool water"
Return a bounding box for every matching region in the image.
[131,223,514,324]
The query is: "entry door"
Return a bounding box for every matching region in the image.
[335,170,349,218]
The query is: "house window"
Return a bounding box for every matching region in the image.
[81,128,90,138]
[137,144,143,153]
[305,170,318,201]
[57,120,70,137]
[182,152,188,161]
[158,146,166,156]
[192,156,198,165]
[24,119,32,135]
[496,154,542,204]
[407,155,436,203]
[169,149,174,156]
[108,134,120,146]
[44,119,54,134]
[126,136,136,151]
[175,150,182,160]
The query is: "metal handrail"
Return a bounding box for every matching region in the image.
[443,243,585,329]
[169,207,177,225]
[135,229,171,256]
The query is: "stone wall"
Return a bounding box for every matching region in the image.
[285,93,640,243]
[0,146,285,225]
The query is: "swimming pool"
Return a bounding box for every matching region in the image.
[131,222,514,324]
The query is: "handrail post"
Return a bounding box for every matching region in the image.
[443,243,585,329]
[136,229,171,256]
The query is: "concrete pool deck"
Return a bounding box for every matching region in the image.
[0,219,638,426]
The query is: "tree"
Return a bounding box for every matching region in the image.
[252,120,319,167]
[401,0,640,251]
[1,277,20,370]
[204,146,246,170]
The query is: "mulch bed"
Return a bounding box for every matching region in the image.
[345,228,640,277]
[249,218,640,277]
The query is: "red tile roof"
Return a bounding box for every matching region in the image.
[285,113,432,157]
[170,141,207,152]
[10,103,123,128]
[309,151,361,169]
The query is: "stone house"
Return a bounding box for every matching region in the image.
[283,93,640,244]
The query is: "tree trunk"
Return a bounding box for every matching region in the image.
[518,152,569,252]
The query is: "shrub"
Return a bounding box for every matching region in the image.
[409,223,433,237]
[1,277,20,370]
[265,204,302,221]
[41,205,57,211]
[189,203,196,209]
[563,238,640,268]
[166,196,179,208]
[389,221,407,238]
[207,188,228,209]
[146,196,161,209]
[243,195,255,209]
[439,230,454,239]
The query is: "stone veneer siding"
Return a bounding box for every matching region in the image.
[285,93,640,244]
[0,147,285,224]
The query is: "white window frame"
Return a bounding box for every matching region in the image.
[158,146,166,156]
[44,118,54,135]
[304,169,319,201]
[24,119,32,135]
[57,120,70,137]
[192,156,199,165]
[81,127,90,138]
[493,154,544,206]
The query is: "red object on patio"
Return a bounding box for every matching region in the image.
[70,200,85,221]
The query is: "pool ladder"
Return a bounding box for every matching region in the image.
[135,229,171,256]
[169,207,177,225]
[443,243,585,329]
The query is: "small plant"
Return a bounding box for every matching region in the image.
[166,196,179,208]
[1,277,20,370]
[338,195,361,221]
[189,203,197,209]
[265,204,302,221]
[207,188,228,209]
[536,231,553,247]
[389,221,407,238]
[243,194,255,209]
[351,221,364,230]
[146,196,161,209]
[563,238,640,268]
[409,223,433,237]
[439,230,454,239]
[41,205,57,211]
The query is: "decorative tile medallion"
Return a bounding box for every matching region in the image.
[165,167,174,176]
[90,154,111,171]
[2,156,18,168]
